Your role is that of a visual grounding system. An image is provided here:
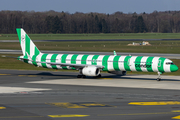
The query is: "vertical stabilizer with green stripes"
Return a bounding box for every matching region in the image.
[16,28,41,57]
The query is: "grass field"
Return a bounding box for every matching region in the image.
[0,40,180,54]
[1,33,180,40]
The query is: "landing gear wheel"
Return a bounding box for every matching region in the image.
[97,74,101,78]
[82,75,86,78]
[77,75,82,78]
[77,75,86,78]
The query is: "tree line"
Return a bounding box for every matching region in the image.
[0,10,180,34]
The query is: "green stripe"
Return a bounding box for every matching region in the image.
[51,54,58,69]
[41,54,48,68]
[102,55,110,71]
[25,34,30,55]
[146,57,154,72]
[124,56,131,71]
[113,56,120,71]
[16,28,21,44]
[35,47,40,55]
[23,55,28,63]
[158,57,165,73]
[135,56,143,72]
[92,55,99,65]
[81,55,89,65]
[71,54,79,64]
[61,54,68,69]
[32,55,38,66]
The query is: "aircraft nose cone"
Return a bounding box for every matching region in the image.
[170,65,179,72]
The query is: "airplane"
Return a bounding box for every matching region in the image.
[14,28,178,81]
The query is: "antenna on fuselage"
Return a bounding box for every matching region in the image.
[113,51,117,56]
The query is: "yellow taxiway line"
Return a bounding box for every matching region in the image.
[47,102,115,108]
[128,101,180,105]
[0,74,10,76]
[172,115,180,119]
[48,114,89,118]
[0,107,6,109]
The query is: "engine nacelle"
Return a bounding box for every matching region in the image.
[108,71,126,76]
[82,66,100,76]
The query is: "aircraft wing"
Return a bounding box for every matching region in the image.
[3,54,104,70]
[37,61,104,70]
[2,55,29,60]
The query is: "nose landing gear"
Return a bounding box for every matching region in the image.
[157,72,162,81]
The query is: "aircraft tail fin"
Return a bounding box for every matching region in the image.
[16,28,41,57]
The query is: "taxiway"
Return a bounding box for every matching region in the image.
[0,69,180,120]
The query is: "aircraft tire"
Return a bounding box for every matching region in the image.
[77,75,82,78]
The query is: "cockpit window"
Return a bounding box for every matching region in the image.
[166,62,174,65]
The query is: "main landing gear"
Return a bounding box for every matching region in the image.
[77,74,102,78]
[157,72,162,81]
[77,75,86,78]
[97,74,101,78]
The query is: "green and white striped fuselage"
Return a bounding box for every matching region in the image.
[19,54,175,73]
[16,28,178,80]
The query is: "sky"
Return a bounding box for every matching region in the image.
[1,0,180,14]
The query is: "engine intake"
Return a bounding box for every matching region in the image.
[82,66,100,76]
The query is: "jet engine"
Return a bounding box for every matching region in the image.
[82,66,100,76]
[108,71,126,76]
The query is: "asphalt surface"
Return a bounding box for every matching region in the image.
[1,49,180,59]
[0,69,180,120]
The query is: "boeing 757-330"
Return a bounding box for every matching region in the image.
[14,28,178,81]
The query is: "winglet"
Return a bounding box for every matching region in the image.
[113,51,117,56]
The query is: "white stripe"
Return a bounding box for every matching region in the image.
[46,54,53,69]
[152,57,160,72]
[119,56,126,71]
[30,40,35,56]
[97,55,105,66]
[129,56,137,71]
[76,54,84,64]
[56,54,63,69]
[66,54,73,69]
[141,56,148,72]
[28,60,32,65]
[163,59,171,72]
[86,55,94,65]
[37,54,43,67]
[107,56,115,71]
[21,29,26,56]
